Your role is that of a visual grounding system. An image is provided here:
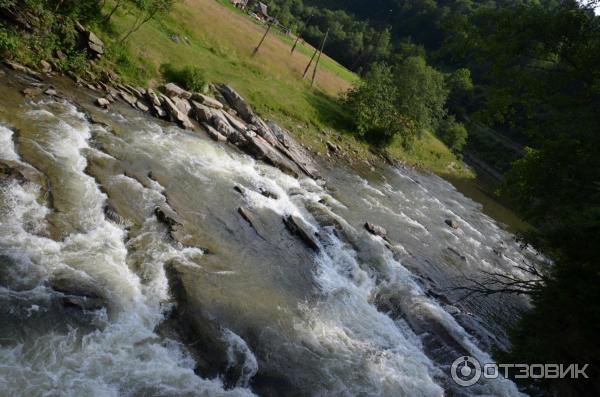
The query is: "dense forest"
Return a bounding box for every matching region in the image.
[265,0,600,395]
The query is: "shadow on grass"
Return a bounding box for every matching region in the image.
[303,89,354,133]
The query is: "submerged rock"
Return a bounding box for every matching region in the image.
[364,222,387,238]
[445,219,460,229]
[96,97,110,108]
[49,275,105,311]
[237,207,254,228]
[283,215,320,251]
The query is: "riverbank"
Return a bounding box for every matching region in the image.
[0,0,471,178]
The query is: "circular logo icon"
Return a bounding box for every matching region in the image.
[451,356,482,386]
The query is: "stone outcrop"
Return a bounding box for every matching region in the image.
[75,22,104,59]
[159,93,194,130]
[163,82,192,99]
[215,84,255,123]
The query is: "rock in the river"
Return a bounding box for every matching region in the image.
[160,94,195,129]
[0,158,45,186]
[241,134,301,177]
[445,219,460,229]
[221,110,247,132]
[238,207,254,228]
[201,123,227,142]
[136,100,150,112]
[50,275,105,311]
[267,121,321,179]
[283,215,320,251]
[364,222,387,238]
[40,59,52,73]
[119,90,138,108]
[21,87,43,97]
[191,101,217,123]
[215,84,255,123]
[171,96,192,115]
[163,82,192,99]
[191,93,223,109]
[96,97,110,108]
[152,105,167,118]
[146,88,162,107]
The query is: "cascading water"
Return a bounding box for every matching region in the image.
[0,78,534,396]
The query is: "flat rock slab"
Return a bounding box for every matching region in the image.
[283,214,320,251]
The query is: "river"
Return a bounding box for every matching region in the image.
[0,72,536,396]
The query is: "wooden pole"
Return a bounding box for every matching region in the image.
[311,29,329,87]
[302,47,318,79]
[291,34,302,54]
[252,20,273,57]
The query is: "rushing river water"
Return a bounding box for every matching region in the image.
[0,74,538,396]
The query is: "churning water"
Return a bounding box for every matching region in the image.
[0,83,536,396]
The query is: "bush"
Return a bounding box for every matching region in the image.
[0,25,19,55]
[160,63,209,93]
[438,116,468,151]
[346,57,448,147]
[346,63,406,145]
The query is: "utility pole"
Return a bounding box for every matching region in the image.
[311,29,329,87]
[302,47,318,78]
[252,19,273,57]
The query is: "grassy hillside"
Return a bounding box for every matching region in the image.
[101,0,471,176]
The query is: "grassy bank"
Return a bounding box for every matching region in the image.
[2,0,471,177]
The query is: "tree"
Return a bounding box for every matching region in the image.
[345,63,405,145]
[393,56,448,139]
[438,116,467,151]
[345,57,448,147]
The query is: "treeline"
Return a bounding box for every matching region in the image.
[268,0,600,395]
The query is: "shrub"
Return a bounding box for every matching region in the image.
[0,25,19,55]
[438,116,468,151]
[160,63,208,93]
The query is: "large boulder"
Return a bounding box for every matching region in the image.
[191,101,217,123]
[171,96,192,115]
[191,93,223,109]
[146,88,162,107]
[201,123,227,142]
[159,93,195,130]
[267,121,321,179]
[163,83,192,99]
[241,134,301,177]
[221,110,248,132]
[215,84,255,123]
[49,274,105,311]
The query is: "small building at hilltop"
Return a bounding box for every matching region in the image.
[255,2,269,20]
